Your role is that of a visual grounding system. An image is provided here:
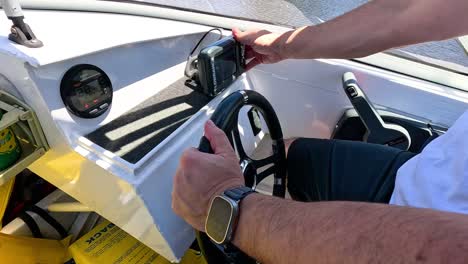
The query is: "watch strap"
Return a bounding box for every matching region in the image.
[223,186,256,202]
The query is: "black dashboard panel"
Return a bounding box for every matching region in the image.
[86,78,211,163]
[61,64,113,118]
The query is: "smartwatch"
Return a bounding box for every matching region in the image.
[205,186,256,245]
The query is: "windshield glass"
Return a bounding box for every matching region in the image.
[135,0,468,75]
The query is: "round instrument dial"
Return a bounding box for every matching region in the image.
[60,64,112,118]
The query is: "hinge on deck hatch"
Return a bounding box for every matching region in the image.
[0,90,49,186]
[1,0,43,48]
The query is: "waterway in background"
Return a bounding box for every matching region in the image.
[138,0,468,72]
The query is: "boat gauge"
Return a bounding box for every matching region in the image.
[60,64,113,118]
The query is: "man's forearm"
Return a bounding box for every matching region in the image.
[280,0,468,59]
[232,194,468,264]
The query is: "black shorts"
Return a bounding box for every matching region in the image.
[287,138,416,203]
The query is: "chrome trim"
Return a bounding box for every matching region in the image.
[240,159,250,173]
[239,90,248,103]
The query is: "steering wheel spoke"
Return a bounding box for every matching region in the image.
[232,125,248,160]
[256,165,277,184]
[252,155,277,169]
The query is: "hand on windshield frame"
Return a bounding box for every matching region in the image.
[172,120,244,231]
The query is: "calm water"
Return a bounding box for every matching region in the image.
[138,0,467,72]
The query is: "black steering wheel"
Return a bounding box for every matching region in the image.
[197,90,287,264]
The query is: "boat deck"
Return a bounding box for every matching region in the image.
[86,79,211,163]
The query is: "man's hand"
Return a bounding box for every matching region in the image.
[233,28,289,70]
[172,120,244,231]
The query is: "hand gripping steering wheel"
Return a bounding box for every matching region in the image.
[197,90,287,264]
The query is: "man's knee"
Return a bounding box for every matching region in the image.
[287,138,309,200]
[287,138,333,201]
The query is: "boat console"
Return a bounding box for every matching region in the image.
[0,10,240,261]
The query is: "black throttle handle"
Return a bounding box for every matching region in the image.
[342,72,411,150]
[198,136,214,154]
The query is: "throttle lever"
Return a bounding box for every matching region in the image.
[342,72,411,150]
[198,136,213,154]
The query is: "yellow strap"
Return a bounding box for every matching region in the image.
[0,176,15,229]
[0,233,70,263]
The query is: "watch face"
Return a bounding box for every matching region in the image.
[206,196,236,244]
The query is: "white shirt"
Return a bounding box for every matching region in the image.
[390,110,468,214]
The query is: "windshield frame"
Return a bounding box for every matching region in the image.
[109,0,293,27]
[17,0,468,92]
[119,0,468,86]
